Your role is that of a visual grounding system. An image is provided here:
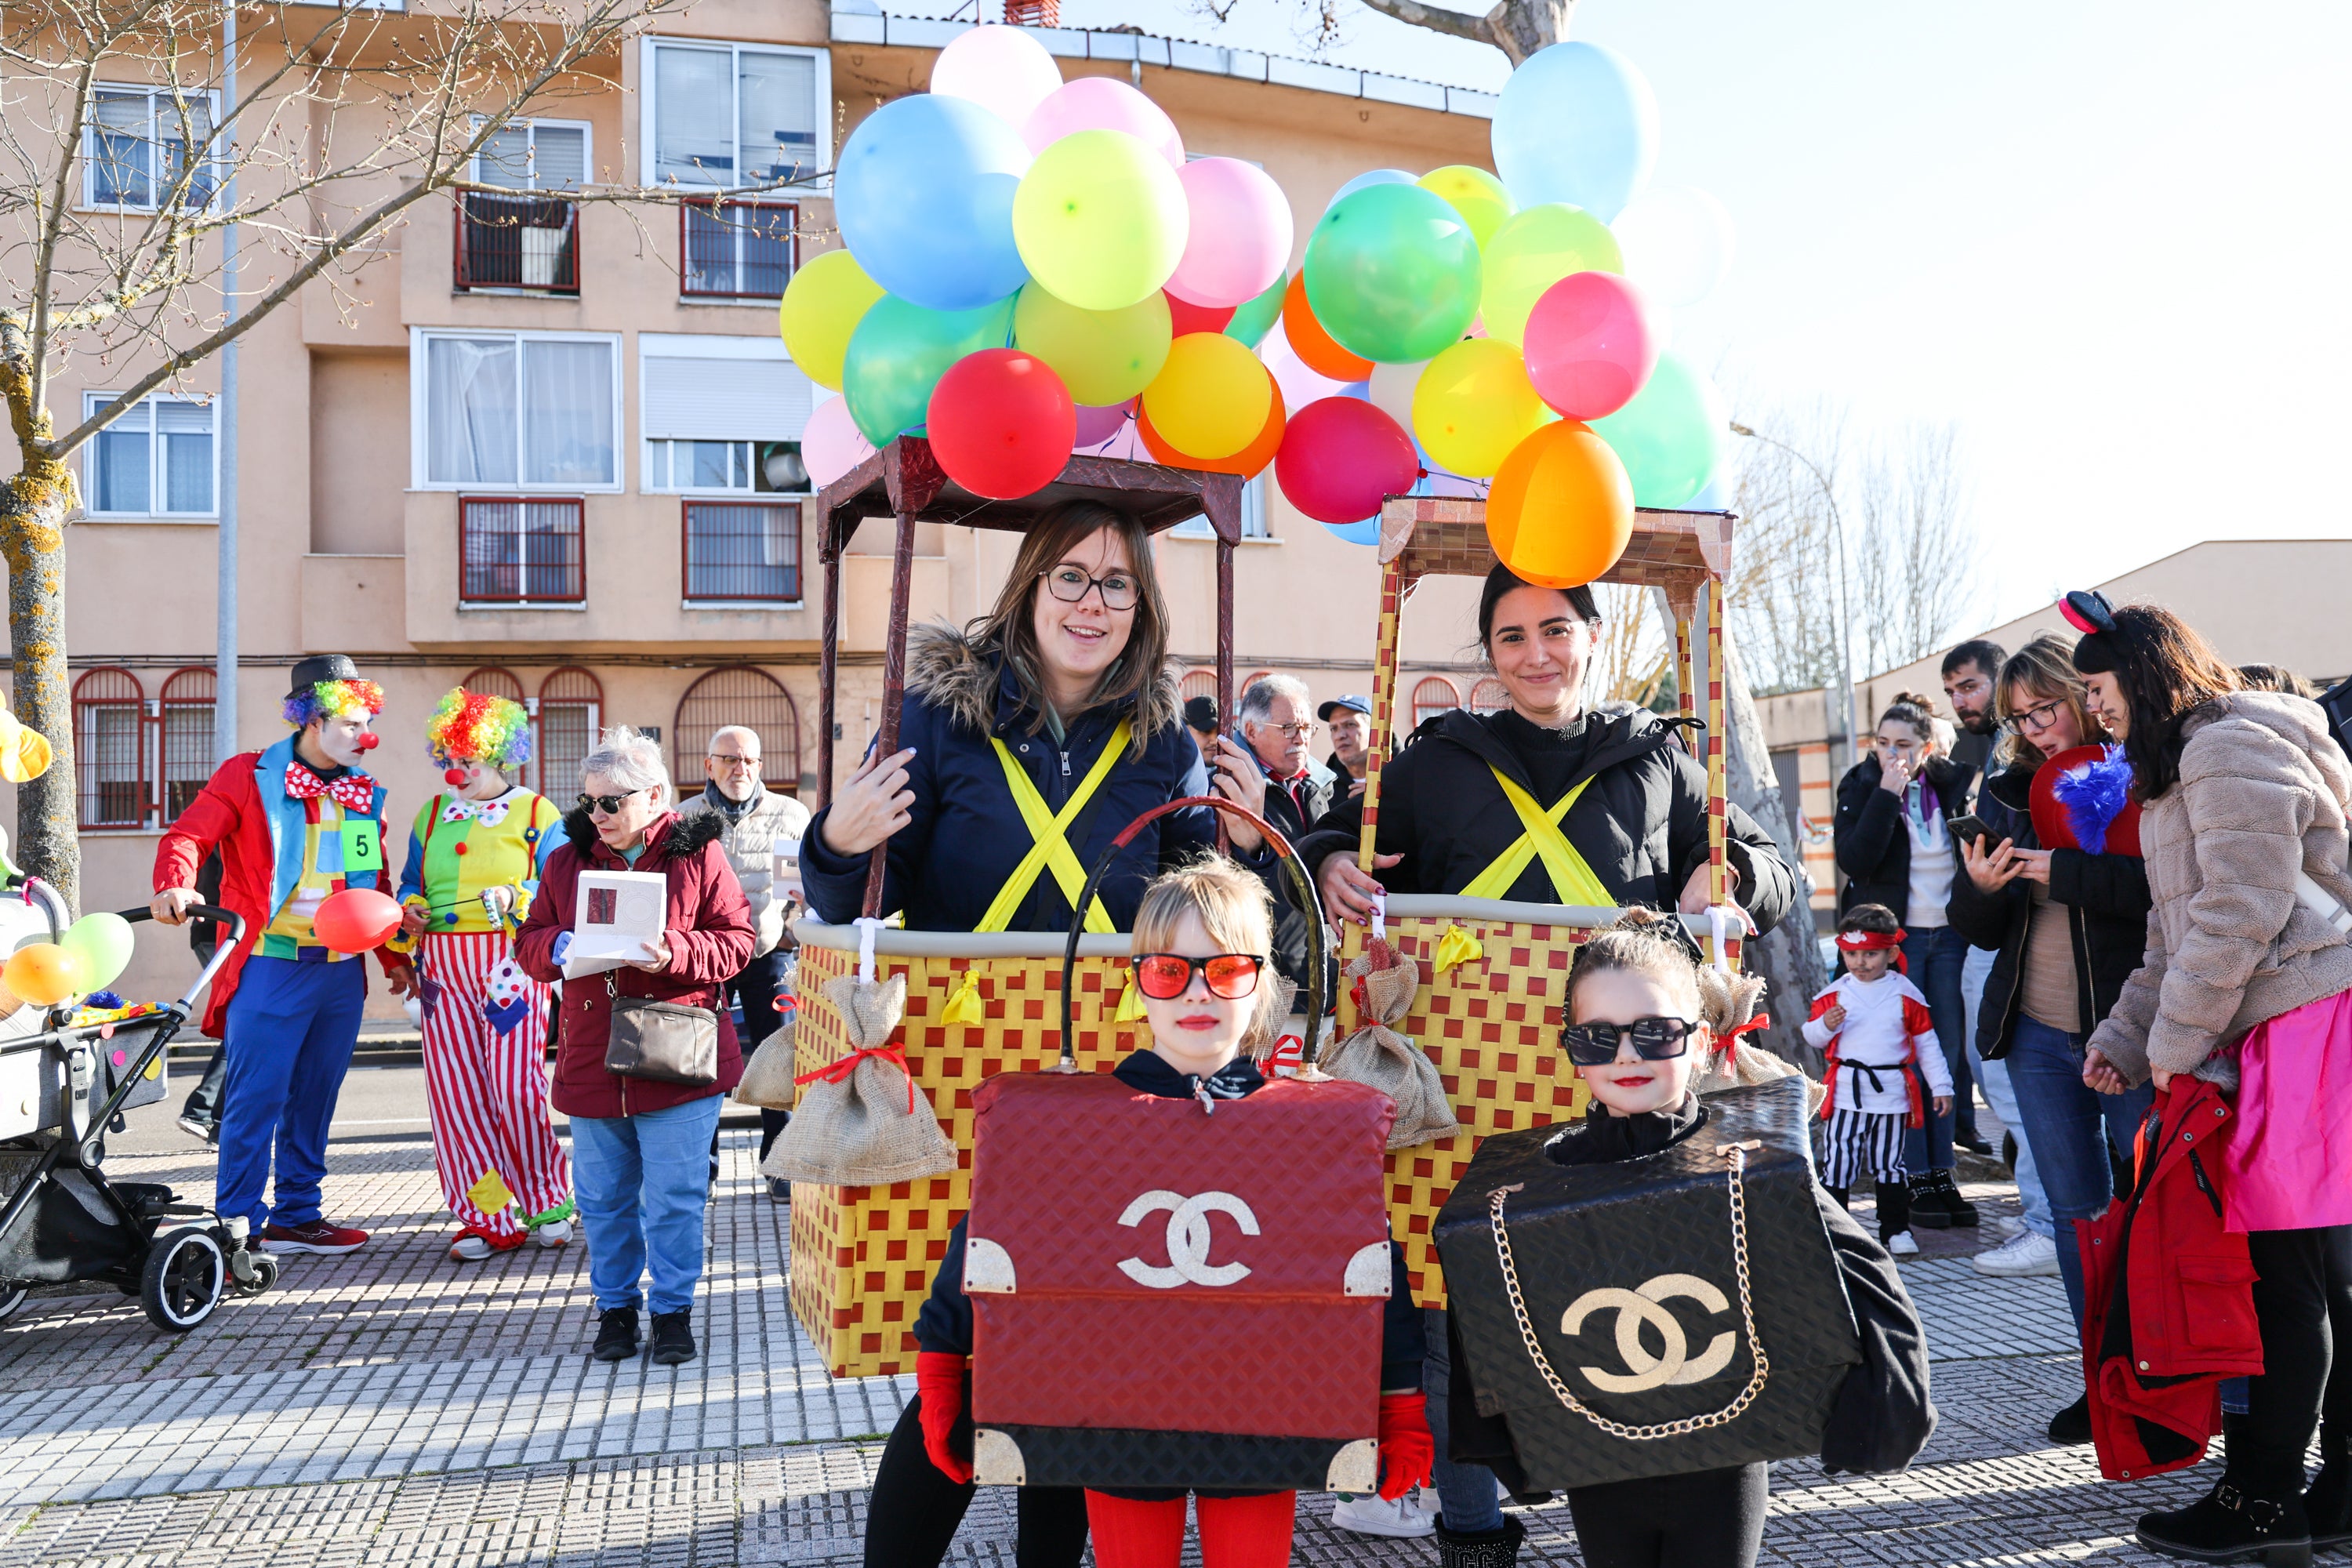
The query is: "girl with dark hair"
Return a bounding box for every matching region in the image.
[2062,591,2352,1564]
[1831,692,1982,1226]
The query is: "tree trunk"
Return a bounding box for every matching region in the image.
[1719,622,1827,1073]
[1,322,81,914]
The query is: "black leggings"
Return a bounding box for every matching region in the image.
[1824,1182,1911,1243]
[1564,1462,1768,1568]
[2229,1225,2352,1496]
[863,1395,1090,1568]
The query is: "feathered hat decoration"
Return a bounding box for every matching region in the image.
[2031,743,2140,858]
[426,688,533,771]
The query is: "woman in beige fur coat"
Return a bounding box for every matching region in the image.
[2064,590,2352,1566]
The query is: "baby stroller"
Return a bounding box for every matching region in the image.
[0,883,272,1331]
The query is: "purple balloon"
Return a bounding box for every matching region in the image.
[1073,400,1134,448]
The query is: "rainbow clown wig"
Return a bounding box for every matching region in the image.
[426,688,533,771]
[282,678,386,730]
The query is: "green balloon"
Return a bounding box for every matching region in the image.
[1592,351,1729,509]
[60,911,135,992]
[842,293,1018,447]
[1302,184,1481,364]
[1222,270,1287,350]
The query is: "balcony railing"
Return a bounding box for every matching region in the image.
[456,192,579,294]
[682,500,800,603]
[460,497,586,604]
[679,200,796,300]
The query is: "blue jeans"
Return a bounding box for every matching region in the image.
[219,955,365,1232]
[1963,944,2053,1236]
[1424,1308,1505,1533]
[1900,926,1971,1172]
[569,1094,723,1313]
[2005,1014,2155,1327]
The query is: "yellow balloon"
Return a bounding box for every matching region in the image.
[5,943,80,1007]
[779,249,885,391]
[1013,285,1172,407]
[1417,165,1515,250]
[1411,339,1557,479]
[1480,204,1624,348]
[1012,129,1189,312]
[1140,332,1272,462]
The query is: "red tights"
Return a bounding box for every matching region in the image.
[1083,1490,1296,1568]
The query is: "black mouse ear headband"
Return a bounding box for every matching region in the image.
[2061,590,2120,674]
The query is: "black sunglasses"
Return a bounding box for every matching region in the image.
[1559,1015,1698,1067]
[576,788,648,815]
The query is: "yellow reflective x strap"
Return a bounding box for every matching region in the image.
[1459,768,1614,906]
[975,720,1132,934]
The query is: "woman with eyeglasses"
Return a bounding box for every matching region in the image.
[514,726,756,1369]
[798,500,1272,1568]
[1945,634,2154,1446]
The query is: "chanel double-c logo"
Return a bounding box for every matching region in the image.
[1115,1189,1260,1289]
[1559,1273,1737,1393]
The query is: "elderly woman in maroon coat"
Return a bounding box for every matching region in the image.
[517,726,754,1367]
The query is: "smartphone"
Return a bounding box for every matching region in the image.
[1947,813,1994,848]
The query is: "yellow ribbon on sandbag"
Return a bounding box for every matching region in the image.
[941,967,986,1025]
[1113,968,1149,1021]
[1433,924,1484,974]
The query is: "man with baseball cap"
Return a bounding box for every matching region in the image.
[152,655,412,1260]
[1319,695,1373,800]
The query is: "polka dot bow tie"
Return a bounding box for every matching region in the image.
[441,797,512,826]
[285,762,374,813]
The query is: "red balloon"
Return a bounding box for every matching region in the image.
[926,349,1078,499]
[1163,291,1236,339]
[1274,397,1418,525]
[311,888,402,954]
[1523,271,1658,422]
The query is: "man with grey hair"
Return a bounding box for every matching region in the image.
[680,724,811,1196]
[1238,675,1336,1004]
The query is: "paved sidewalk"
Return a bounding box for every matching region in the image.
[0,1133,2226,1565]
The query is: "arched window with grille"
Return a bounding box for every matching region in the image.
[459,666,528,703]
[73,668,147,829]
[1411,676,1462,732]
[158,668,216,823]
[1177,669,1218,706]
[536,666,604,799]
[673,666,802,797]
[1469,677,1510,716]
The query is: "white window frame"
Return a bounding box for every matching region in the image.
[409,327,625,493]
[83,84,224,214]
[638,332,810,496]
[468,115,593,191]
[1169,475,1273,542]
[639,38,832,191]
[80,392,219,520]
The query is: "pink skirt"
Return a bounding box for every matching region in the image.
[2223,986,2352,1232]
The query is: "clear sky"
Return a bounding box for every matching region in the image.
[1053,0,2352,630]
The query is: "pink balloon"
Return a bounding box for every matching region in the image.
[1166,158,1294,309]
[930,25,1063,130]
[1073,400,1134,448]
[1523,271,1658,422]
[803,396,876,487]
[1022,78,1184,167]
[1273,397,1418,525]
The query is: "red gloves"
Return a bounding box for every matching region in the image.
[916,1352,973,1484]
[1377,1391,1435,1501]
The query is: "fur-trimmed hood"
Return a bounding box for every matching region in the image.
[904,620,1180,742]
[561,805,728,860]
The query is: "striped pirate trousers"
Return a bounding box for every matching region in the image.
[1817,1105,1909,1189]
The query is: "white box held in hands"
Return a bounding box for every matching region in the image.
[565,869,670,974]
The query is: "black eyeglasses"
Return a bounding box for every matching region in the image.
[1042,564,1140,612]
[1559,1016,1698,1067]
[577,789,648,815]
[2001,698,2066,737]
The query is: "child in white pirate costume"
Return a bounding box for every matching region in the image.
[394,689,572,1260]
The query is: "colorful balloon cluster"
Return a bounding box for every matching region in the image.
[779,32,1735,588]
[2,913,139,1010]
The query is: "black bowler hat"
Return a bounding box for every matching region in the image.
[287,654,361,698]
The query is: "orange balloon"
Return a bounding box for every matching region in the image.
[1282,271,1372,382]
[1485,421,1634,589]
[4,943,81,1007]
[1137,379,1287,479]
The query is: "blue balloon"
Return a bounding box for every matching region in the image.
[1323,168,1414,214]
[835,96,1031,311]
[1490,43,1657,223]
[841,294,1018,447]
[1686,476,1731,512]
[1322,515,1381,546]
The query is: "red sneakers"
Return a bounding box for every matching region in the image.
[260,1219,369,1254]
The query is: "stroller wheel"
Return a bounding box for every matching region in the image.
[232,1253,279,1298]
[0,1282,27,1323]
[140,1227,226,1332]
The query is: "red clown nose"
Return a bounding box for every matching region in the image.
[355,731,380,751]
[445,768,470,786]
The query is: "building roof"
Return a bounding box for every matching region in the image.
[829,1,1501,120]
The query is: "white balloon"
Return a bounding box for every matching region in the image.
[1610,187,1735,309]
[1260,320,1352,416]
[1368,359,1428,431]
[930,24,1064,130]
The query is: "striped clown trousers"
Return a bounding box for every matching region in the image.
[419,931,569,1240]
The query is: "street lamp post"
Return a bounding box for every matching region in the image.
[1730,421,1862,773]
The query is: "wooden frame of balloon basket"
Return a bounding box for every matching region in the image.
[1353,495,1740,1308]
[789,436,1250,1379]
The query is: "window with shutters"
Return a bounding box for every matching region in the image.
[640,334,814,495]
[85,86,220,212]
[457,119,587,295]
[412,328,619,490]
[643,40,829,191]
[83,393,216,517]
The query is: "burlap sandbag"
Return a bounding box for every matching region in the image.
[763,972,956,1185]
[1321,940,1459,1151]
[730,1013,798,1111]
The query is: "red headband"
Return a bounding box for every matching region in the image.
[1836,927,1907,973]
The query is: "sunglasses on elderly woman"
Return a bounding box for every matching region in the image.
[576,788,648,815]
[1133,953,1267,1000]
[1559,1015,1699,1067]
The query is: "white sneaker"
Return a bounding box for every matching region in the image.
[449,1232,494,1261]
[1973,1225,2060,1277]
[1886,1230,1921,1257]
[534,1219,573,1249]
[1330,1494,1437,1538]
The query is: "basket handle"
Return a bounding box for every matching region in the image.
[1054,795,1329,1073]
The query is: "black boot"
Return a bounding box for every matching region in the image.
[1907,1170,1980,1229]
[2306,1430,2351,1550]
[2137,1482,2313,1566]
[2046,1393,2092,1446]
[591,1306,640,1363]
[1433,1513,1524,1568]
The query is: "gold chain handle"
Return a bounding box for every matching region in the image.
[1486,1144,1771,1442]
